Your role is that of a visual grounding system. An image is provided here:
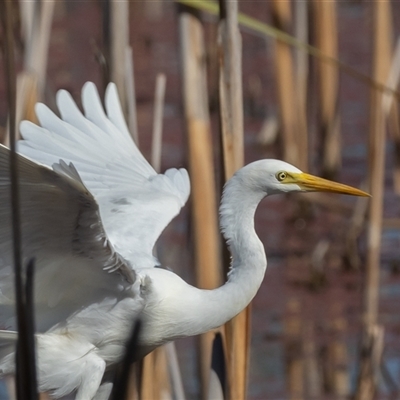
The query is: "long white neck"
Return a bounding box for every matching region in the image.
[180,171,268,336]
[142,169,269,347]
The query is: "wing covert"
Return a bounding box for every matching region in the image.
[18,82,191,269]
[0,145,134,331]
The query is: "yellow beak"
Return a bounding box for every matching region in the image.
[290,172,370,197]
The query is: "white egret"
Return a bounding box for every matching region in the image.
[0,82,368,399]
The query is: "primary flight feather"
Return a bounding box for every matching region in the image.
[0,82,368,399]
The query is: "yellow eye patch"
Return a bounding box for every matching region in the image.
[276,171,288,182]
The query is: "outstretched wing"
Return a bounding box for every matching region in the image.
[0,145,135,331]
[18,82,190,269]
[19,82,190,268]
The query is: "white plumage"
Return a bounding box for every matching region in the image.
[0,82,368,399]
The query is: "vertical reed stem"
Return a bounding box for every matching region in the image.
[218,1,249,399]
[285,298,304,400]
[313,0,340,178]
[302,323,321,398]
[271,0,301,166]
[110,0,129,114]
[151,74,167,173]
[329,317,350,398]
[22,0,55,99]
[140,73,184,400]
[294,0,309,171]
[381,39,400,195]
[125,47,139,145]
[0,0,38,398]
[356,1,392,398]
[179,6,222,397]
[218,0,244,176]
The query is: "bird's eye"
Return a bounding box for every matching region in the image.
[276,171,287,182]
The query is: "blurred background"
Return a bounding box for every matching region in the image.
[1,0,400,399]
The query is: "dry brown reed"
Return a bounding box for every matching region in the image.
[217,1,249,399]
[271,0,300,167]
[356,0,393,398]
[179,6,222,398]
[313,0,340,179]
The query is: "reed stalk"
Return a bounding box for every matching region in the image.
[329,317,350,398]
[356,1,392,398]
[217,1,249,399]
[294,0,309,171]
[313,0,340,178]
[271,0,299,165]
[110,0,129,115]
[302,323,322,398]
[138,73,172,400]
[125,46,140,145]
[3,0,54,147]
[0,0,39,398]
[151,74,167,173]
[179,6,222,397]
[21,0,55,100]
[140,349,171,400]
[285,298,304,400]
[381,39,400,195]
[176,0,400,102]
[218,0,244,175]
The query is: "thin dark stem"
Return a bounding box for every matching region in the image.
[218,0,226,20]
[0,1,38,398]
[111,319,141,400]
[101,0,111,91]
[211,332,226,397]
[25,258,38,397]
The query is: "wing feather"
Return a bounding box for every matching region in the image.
[18,82,191,269]
[0,145,134,331]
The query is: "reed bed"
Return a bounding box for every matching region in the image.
[0,0,399,399]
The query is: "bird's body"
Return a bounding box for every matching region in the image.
[0,83,368,399]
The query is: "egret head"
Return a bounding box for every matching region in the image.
[238,159,369,197]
